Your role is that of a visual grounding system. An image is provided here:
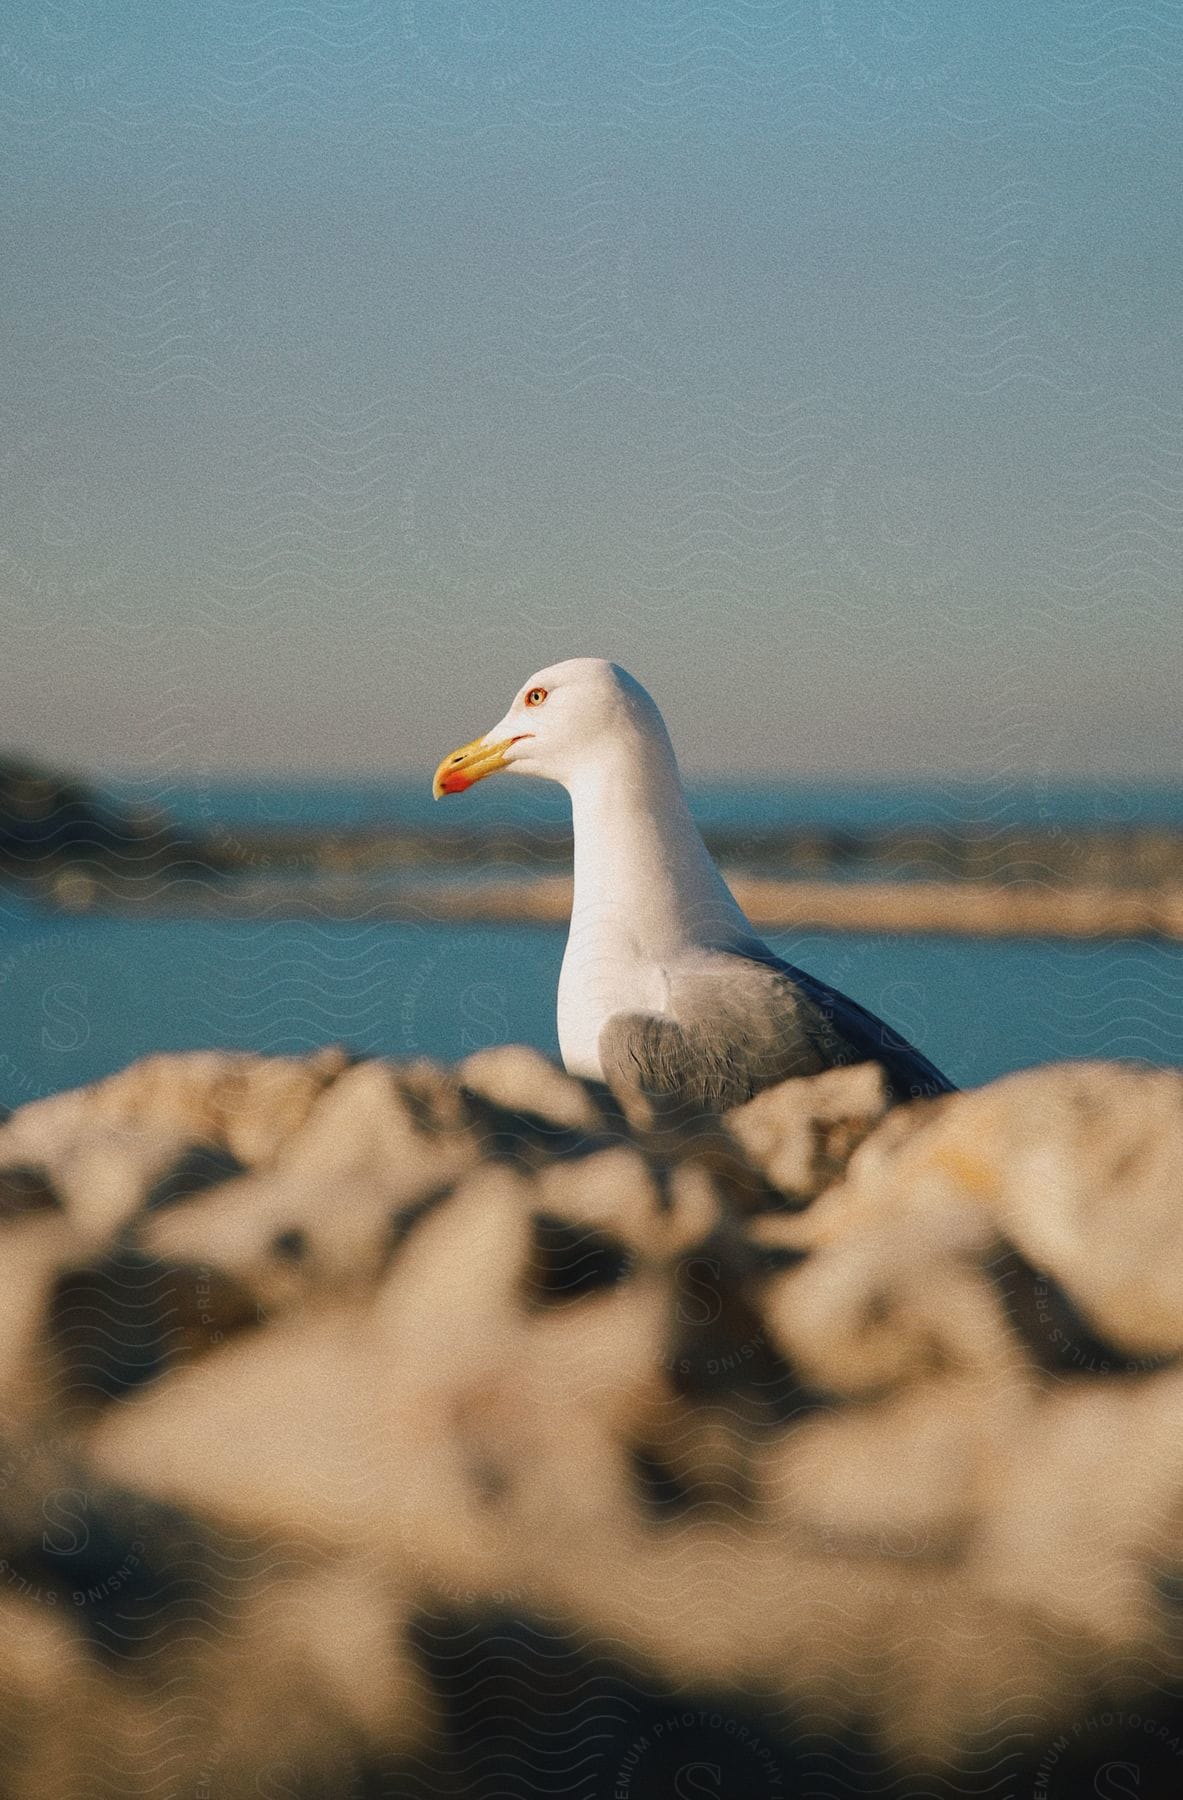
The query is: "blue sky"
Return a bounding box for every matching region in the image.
[3,0,1181,778]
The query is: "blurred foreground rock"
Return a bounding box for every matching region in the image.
[0,1047,1180,1797]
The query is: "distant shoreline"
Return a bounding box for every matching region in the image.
[35,867,1183,940]
[6,756,1182,941]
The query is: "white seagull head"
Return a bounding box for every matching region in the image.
[432,658,673,797]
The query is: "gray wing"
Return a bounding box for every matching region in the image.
[773,955,956,1101]
[598,951,955,1116]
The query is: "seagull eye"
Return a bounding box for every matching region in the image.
[525,687,548,707]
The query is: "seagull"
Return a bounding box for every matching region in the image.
[433,659,955,1113]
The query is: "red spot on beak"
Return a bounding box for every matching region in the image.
[440,770,472,794]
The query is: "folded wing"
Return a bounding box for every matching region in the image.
[598,950,956,1115]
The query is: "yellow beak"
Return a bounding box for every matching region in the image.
[432,734,515,799]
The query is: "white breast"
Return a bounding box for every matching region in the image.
[556,928,671,1080]
[554,724,751,1082]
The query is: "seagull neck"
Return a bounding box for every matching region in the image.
[565,744,745,953]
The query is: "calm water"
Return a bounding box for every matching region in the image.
[109,774,1183,835]
[1,778,1181,1109]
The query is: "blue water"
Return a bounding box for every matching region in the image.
[106,774,1183,835]
[1,899,1180,1112]
[2,777,1181,1109]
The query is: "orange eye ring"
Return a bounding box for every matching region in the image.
[525,687,548,707]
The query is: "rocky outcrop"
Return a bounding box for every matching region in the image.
[0,755,224,900]
[0,1048,1180,1797]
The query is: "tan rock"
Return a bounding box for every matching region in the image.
[836,1061,1183,1359]
[0,1046,349,1170]
[0,1046,1177,1793]
[726,1060,896,1200]
[458,1043,607,1133]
